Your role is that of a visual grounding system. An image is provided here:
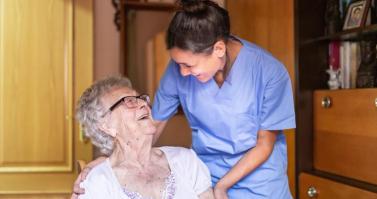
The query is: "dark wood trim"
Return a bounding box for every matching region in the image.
[122,0,176,11]
[302,24,377,45]
[310,170,377,194]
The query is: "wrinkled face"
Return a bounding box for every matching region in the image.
[170,44,225,83]
[100,87,156,138]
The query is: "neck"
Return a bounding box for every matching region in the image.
[109,132,155,169]
[214,39,241,86]
[214,53,230,87]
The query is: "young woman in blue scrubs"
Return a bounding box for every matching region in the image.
[152,0,296,198]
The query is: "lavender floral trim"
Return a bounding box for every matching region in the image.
[123,171,176,199]
[162,171,176,199]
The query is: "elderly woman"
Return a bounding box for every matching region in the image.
[76,76,214,199]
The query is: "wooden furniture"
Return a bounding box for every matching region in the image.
[0,0,93,197]
[299,173,377,199]
[295,0,377,198]
[116,0,175,77]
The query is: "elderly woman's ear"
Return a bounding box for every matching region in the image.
[98,119,117,138]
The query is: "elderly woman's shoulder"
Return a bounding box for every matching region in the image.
[159,146,194,155]
[79,159,120,198]
[158,146,200,162]
[84,159,113,183]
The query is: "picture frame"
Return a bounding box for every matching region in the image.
[343,0,371,30]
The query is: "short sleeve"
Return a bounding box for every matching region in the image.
[259,60,296,130]
[79,174,112,199]
[185,149,212,194]
[152,60,180,121]
[78,161,119,199]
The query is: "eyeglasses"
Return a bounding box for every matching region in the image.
[102,94,150,117]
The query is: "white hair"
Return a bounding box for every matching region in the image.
[76,76,132,156]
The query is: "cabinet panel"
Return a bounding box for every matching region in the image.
[0,0,93,195]
[0,0,72,172]
[299,173,377,199]
[313,89,377,185]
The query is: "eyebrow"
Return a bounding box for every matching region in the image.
[176,62,193,67]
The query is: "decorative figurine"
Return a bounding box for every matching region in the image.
[356,40,377,88]
[325,0,342,35]
[327,41,341,90]
[327,67,341,90]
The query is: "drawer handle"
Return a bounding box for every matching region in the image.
[321,96,332,108]
[375,98,377,108]
[307,186,318,198]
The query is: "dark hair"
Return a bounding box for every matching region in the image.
[166,0,230,54]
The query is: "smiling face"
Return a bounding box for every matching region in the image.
[100,87,156,139]
[169,41,227,83]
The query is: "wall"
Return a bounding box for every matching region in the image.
[94,0,122,80]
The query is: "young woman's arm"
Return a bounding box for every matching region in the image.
[71,157,107,199]
[213,130,278,198]
[152,120,168,145]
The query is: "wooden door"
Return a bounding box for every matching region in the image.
[0,0,93,197]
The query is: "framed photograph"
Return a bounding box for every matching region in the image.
[343,0,371,30]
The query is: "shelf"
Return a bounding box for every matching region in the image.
[314,88,377,92]
[123,1,176,11]
[308,170,377,194]
[301,24,377,46]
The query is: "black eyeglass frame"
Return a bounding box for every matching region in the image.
[102,94,150,117]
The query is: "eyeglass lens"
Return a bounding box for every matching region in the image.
[124,95,150,108]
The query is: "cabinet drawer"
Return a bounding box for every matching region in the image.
[313,89,377,185]
[299,173,377,199]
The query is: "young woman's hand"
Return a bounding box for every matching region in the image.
[213,184,229,199]
[71,166,92,199]
[70,157,106,199]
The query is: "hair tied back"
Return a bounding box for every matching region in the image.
[179,0,207,13]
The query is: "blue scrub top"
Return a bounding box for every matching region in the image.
[152,38,295,199]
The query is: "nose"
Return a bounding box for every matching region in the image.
[180,66,191,76]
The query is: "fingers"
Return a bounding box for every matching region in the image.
[72,184,85,195]
[70,193,78,199]
[71,166,92,198]
[80,167,91,180]
[72,169,89,196]
[73,173,85,194]
[213,188,228,199]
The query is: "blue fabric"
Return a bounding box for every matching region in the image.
[152,38,295,199]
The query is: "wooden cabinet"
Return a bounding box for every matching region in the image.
[299,173,377,199]
[0,0,93,197]
[313,89,377,185]
[295,0,377,198]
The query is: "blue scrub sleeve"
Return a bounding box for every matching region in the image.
[152,61,180,121]
[260,62,296,130]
